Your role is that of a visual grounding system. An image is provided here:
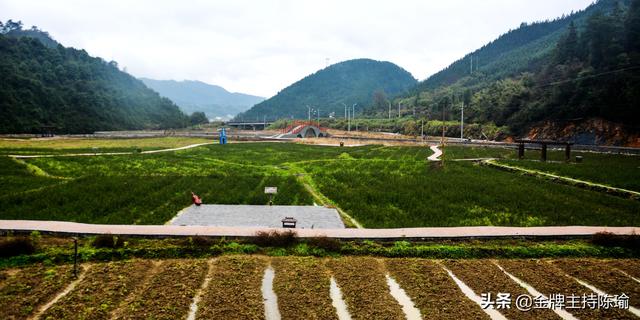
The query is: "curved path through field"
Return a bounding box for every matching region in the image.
[8,142,216,158]
[1,220,638,240]
[427,145,442,161]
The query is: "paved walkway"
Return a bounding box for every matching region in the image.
[168,204,345,229]
[8,142,216,158]
[427,145,442,161]
[1,220,638,239]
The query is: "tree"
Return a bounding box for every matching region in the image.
[555,21,580,64]
[372,90,388,110]
[627,0,640,53]
[189,112,209,125]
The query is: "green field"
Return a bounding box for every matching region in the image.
[1,139,639,227]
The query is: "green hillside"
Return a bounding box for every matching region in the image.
[394,0,640,140]
[237,59,416,121]
[0,21,188,134]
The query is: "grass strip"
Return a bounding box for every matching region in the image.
[500,259,634,319]
[384,258,489,319]
[112,259,207,319]
[0,264,73,319]
[325,257,404,320]
[551,259,640,308]
[444,259,558,319]
[196,255,267,319]
[272,256,337,320]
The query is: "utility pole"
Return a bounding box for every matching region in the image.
[317,109,320,127]
[421,119,424,142]
[352,104,357,132]
[460,102,464,140]
[307,105,311,122]
[347,107,351,132]
[388,102,391,120]
[398,102,401,119]
[441,104,446,146]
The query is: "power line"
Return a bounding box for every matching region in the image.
[535,64,640,88]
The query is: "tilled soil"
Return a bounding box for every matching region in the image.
[445,259,559,320]
[500,259,635,320]
[608,259,640,280]
[112,259,208,319]
[196,255,267,319]
[0,263,74,320]
[272,256,337,320]
[385,258,489,320]
[325,257,404,320]
[552,259,640,308]
[40,260,152,320]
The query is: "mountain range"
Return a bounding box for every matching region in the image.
[139,78,264,121]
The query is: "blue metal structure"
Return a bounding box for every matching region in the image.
[219,127,227,144]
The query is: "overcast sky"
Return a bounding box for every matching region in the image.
[1,0,594,98]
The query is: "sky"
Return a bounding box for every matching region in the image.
[1,0,595,98]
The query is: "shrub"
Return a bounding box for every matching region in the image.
[0,237,36,257]
[92,234,126,249]
[184,236,216,247]
[591,232,640,249]
[307,236,341,252]
[252,230,297,247]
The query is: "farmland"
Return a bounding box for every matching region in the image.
[1,256,639,319]
[1,139,639,227]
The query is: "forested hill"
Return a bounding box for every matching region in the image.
[0,21,188,134]
[419,0,627,91]
[140,78,264,120]
[396,0,640,145]
[236,59,416,121]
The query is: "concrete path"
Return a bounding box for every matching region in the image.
[8,142,215,158]
[427,145,442,161]
[1,220,638,240]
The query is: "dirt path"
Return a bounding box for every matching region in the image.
[8,142,216,159]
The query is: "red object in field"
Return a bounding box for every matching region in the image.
[191,192,202,206]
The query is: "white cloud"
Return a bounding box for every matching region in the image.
[0,0,594,97]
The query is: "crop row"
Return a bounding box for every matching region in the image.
[271,256,337,319]
[498,260,634,319]
[112,259,208,319]
[1,257,638,319]
[302,159,640,228]
[196,255,267,319]
[0,264,74,319]
[41,260,153,319]
[0,173,312,224]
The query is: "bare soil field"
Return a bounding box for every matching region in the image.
[0,257,637,319]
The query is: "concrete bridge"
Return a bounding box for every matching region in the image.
[276,121,328,138]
